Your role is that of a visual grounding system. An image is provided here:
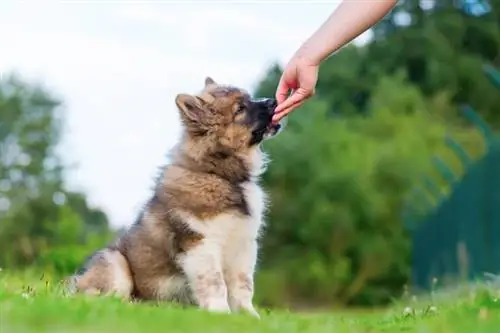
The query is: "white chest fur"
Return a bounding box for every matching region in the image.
[242,146,269,233]
[239,180,267,238]
[181,179,267,242]
[182,147,269,240]
[176,148,269,316]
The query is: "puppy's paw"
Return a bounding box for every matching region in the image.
[244,306,260,319]
[202,297,231,314]
[231,300,260,319]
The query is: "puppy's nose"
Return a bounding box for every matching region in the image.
[264,98,278,112]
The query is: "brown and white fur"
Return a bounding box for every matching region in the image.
[69,77,283,318]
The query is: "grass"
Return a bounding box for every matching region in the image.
[1,270,500,333]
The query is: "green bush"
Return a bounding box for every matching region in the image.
[36,233,113,276]
[255,74,485,308]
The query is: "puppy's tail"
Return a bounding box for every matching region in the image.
[64,248,134,299]
[63,274,81,296]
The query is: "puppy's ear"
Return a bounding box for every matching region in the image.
[175,94,205,122]
[205,77,216,87]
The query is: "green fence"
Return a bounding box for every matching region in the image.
[406,64,500,290]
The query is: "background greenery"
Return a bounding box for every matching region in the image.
[1,0,499,310]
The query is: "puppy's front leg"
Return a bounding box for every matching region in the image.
[225,238,260,318]
[181,239,230,313]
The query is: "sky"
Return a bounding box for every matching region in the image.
[1,1,371,227]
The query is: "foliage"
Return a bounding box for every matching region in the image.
[0,74,113,272]
[317,0,500,128]
[254,36,489,306]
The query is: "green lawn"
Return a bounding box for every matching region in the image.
[1,270,499,333]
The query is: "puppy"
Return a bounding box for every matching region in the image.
[69,77,283,318]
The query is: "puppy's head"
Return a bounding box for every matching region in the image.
[175,77,282,153]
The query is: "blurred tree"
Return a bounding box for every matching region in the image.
[312,0,500,128]
[254,63,485,307]
[0,74,112,269]
[65,191,109,234]
[253,63,283,99]
[252,0,500,301]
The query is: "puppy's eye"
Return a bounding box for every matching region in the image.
[235,105,246,115]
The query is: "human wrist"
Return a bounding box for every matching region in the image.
[294,31,344,66]
[293,43,323,67]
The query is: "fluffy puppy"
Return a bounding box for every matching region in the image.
[70,77,283,318]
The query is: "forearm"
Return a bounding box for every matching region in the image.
[295,0,398,64]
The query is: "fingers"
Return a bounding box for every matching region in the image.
[275,74,296,105]
[272,100,305,123]
[273,59,317,123]
[275,79,290,105]
[274,89,308,114]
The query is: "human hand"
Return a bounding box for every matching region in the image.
[272,54,319,123]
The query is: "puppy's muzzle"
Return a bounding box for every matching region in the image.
[251,97,278,115]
